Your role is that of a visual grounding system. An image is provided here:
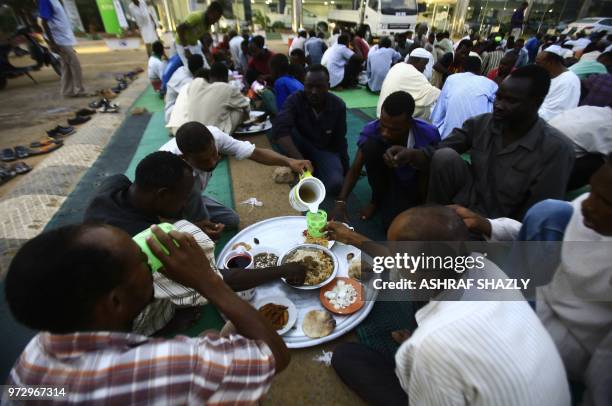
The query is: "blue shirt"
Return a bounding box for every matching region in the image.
[430,72,498,139]
[273,75,304,111]
[161,54,183,91]
[366,47,401,92]
[358,119,440,188]
[524,37,540,63]
[39,0,76,46]
[305,38,327,65]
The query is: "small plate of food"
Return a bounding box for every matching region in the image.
[278,244,338,290]
[320,277,364,315]
[250,247,282,269]
[234,111,272,135]
[254,296,297,335]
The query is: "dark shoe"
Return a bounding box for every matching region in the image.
[76,108,96,116]
[1,148,16,162]
[67,115,91,125]
[13,161,32,175]
[14,145,32,159]
[47,125,75,138]
[89,99,104,109]
[110,86,122,94]
[0,163,17,184]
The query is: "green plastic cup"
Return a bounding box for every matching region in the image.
[306,210,327,238]
[132,223,176,273]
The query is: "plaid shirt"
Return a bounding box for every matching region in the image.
[7,331,275,405]
[581,73,612,108]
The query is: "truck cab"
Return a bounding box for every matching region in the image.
[329,0,418,40]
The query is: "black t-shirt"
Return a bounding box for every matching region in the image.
[84,174,160,237]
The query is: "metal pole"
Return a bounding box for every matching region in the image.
[450,0,470,37]
[292,0,303,32]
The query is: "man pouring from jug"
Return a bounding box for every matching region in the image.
[160,122,312,238]
[272,64,350,199]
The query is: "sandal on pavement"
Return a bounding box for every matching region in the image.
[1,148,16,162]
[29,142,63,156]
[13,161,32,175]
[0,164,17,185]
[14,145,32,159]
[30,139,62,148]
[76,108,96,116]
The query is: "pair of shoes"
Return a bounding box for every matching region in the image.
[2,148,16,162]
[47,125,75,138]
[76,108,96,116]
[30,138,62,148]
[14,145,32,159]
[97,99,120,113]
[13,161,32,174]
[100,88,118,99]
[0,163,17,185]
[29,141,63,155]
[67,115,91,126]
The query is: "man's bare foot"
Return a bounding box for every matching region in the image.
[391,329,412,344]
[360,202,377,220]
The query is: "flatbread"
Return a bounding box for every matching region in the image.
[302,310,336,338]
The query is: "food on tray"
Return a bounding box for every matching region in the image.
[302,310,336,338]
[324,280,359,310]
[302,229,329,247]
[348,259,361,280]
[258,303,288,330]
[231,242,252,251]
[254,252,279,269]
[283,247,334,285]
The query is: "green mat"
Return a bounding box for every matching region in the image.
[131,86,165,113]
[332,87,379,109]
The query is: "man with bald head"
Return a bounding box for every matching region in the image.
[327,206,570,406]
[376,48,441,120]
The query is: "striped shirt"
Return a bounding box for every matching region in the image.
[395,258,571,406]
[7,331,276,405]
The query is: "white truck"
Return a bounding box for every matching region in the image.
[328,0,420,40]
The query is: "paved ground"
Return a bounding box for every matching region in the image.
[0,39,367,405]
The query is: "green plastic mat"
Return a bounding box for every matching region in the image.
[130,86,165,113]
[331,87,380,109]
[359,107,378,120]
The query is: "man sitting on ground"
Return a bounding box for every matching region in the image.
[536,45,581,120]
[326,34,363,89]
[5,224,290,403]
[161,122,311,230]
[164,54,203,123]
[273,65,349,197]
[333,91,440,229]
[377,48,440,120]
[167,62,250,135]
[305,31,327,65]
[487,51,518,85]
[147,40,167,92]
[452,156,612,406]
[327,206,570,406]
[433,39,473,87]
[430,56,499,139]
[270,54,304,111]
[84,151,307,334]
[366,37,401,93]
[385,65,575,221]
[246,35,274,85]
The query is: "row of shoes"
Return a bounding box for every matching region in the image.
[0,162,32,185]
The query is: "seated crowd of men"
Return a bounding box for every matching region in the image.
[5,4,612,403]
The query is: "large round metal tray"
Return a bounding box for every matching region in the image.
[216,216,376,348]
